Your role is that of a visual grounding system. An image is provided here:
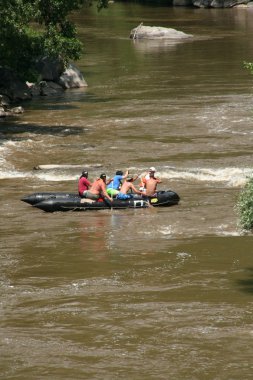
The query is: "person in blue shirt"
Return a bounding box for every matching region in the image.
[107,169,129,197]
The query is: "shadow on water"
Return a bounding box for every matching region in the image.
[236,268,253,294]
[0,123,87,139]
[27,94,113,111]
[121,0,174,6]
[0,88,114,119]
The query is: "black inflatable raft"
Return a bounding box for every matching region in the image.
[21,190,180,212]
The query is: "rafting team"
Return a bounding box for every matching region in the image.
[78,167,162,202]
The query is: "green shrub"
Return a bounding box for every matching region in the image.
[243,61,253,75]
[237,176,253,231]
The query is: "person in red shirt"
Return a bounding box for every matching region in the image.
[78,170,92,197]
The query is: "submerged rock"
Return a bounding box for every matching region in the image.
[33,163,102,170]
[11,106,24,114]
[29,81,64,97]
[0,94,24,118]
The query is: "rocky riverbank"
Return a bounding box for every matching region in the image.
[0,58,87,118]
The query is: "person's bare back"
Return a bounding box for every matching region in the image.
[88,174,113,202]
[145,177,161,196]
[90,178,104,195]
[120,180,140,195]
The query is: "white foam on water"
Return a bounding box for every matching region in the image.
[0,139,102,181]
[209,224,241,237]
[0,161,79,181]
[129,165,253,188]
[34,172,78,181]
[0,136,252,187]
[158,226,173,237]
[0,143,22,178]
[3,140,18,147]
[1,165,252,186]
[161,166,253,187]
[176,252,192,259]
[216,230,241,237]
[0,168,27,179]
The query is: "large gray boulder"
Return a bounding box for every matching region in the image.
[173,0,193,5]
[35,57,64,82]
[29,59,88,96]
[0,94,24,118]
[0,67,32,102]
[192,0,248,6]
[130,24,193,39]
[35,58,87,89]
[58,63,88,89]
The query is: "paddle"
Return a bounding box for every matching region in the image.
[103,196,113,209]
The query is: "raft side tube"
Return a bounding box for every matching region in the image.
[33,198,79,212]
[133,190,180,207]
[22,190,180,210]
[33,197,150,212]
[21,192,79,205]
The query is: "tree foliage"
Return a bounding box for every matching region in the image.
[0,0,108,80]
[237,176,253,231]
[243,61,253,75]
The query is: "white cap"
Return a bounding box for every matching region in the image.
[149,167,156,172]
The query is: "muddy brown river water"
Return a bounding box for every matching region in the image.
[0,3,253,379]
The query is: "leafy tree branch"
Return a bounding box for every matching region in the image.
[237,176,253,231]
[0,0,108,80]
